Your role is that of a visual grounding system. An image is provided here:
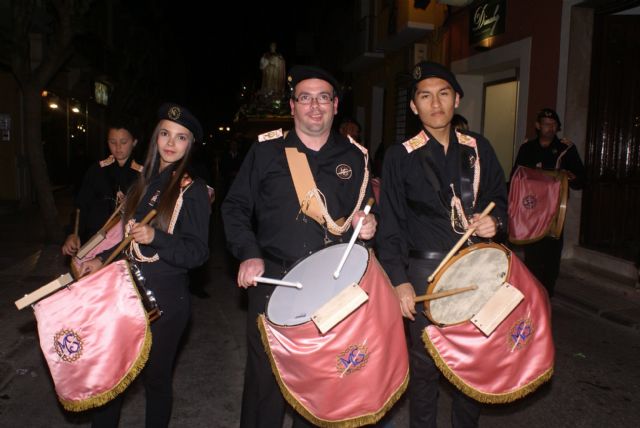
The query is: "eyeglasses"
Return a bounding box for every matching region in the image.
[293,93,334,105]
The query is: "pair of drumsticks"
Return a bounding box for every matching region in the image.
[254,199,495,305]
[414,201,495,303]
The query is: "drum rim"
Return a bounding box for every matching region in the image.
[424,242,511,327]
[264,242,371,327]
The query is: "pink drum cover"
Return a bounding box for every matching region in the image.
[423,250,554,403]
[508,166,561,244]
[259,252,409,426]
[33,260,151,411]
[72,220,123,272]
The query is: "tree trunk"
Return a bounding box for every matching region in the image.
[23,83,64,244]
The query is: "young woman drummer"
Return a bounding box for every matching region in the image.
[81,103,211,428]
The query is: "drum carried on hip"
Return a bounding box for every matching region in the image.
[30,260,151,411]
[14,210,159,411]
[258,243,409,427]
[421,242,555,403]
[508,166,568,244]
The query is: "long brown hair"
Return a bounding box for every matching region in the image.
[123,121,195,231]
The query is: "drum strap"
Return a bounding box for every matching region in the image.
[284,141,368,236]
[458,143,476,215]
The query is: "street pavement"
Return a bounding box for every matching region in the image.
[1,189,639,427]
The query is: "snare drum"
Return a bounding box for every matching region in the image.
[33,260,151,411]
[425,242,509,326]
[509,166,568,244]
[259,243,409,426]
[421,243,555,403]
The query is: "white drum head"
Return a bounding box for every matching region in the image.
[266,244,369,326]
[429,246,509,325]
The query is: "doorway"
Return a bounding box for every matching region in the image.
[482,79,518,180]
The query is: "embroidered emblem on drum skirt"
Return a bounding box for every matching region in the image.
[507,317,534,351]
[54,329,84,362]
[336,344,369,376]
[522,194,537,209]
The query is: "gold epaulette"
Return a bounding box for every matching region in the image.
[130,160,143,172]
[258,128,284,142]
[456,132,477,148]
[99,155,115,167]
[180,173,193,189]
[402,131,429,153]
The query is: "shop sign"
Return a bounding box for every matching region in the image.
[470,0,506,45]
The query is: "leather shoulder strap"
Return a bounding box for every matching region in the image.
[284,147,326,227]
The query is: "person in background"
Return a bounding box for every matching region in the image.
[62,121,141,256]
[377,61,507,428]
[511,108,585,297]
[451,113,469,132]
[81,103,211,428]
[222,65,376,427]
[338,117,362,141]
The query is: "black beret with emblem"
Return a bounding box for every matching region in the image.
[411,61,464,98]
[287,65,340,97]
[157,103,203,142]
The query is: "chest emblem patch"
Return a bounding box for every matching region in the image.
[336,164,352,180]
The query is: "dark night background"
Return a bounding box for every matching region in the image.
[121,0,348,132]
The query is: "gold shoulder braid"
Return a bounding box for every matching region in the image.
[450,131,480,235]
[127,174,194,262]
[297,135,369,236]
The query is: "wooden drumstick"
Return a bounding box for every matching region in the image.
[254,276,302,289]
[413,285,478,303]
[427,202,496,283]
[103,209,157,266]
[73,208,80,236]
[103,200,125,229]
[333,197,375,279]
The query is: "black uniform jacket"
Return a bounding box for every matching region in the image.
[130,165,211,278]
[221,129,373,263]
[511,136,585,190]
[74,157,139,242]
[377,128,508,286]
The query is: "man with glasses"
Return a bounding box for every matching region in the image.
[222,65,376,427]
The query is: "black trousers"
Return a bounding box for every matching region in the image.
[240,260,287,428]
[92,274,191,428]
[523,236,563,297]
[407,257,481,428]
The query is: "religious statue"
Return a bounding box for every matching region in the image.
[259,42,286,99]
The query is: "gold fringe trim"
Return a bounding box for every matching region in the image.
[258,315,409,427]
[59,323,152,412]
[59,263,154,412]
[422,328,553,404]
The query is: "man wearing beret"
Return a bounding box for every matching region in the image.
[377,61,508,427]
[222,65,377,427]
[511,108,585,297]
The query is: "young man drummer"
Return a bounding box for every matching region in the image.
[221,65,376,427]
[377,61,507,427]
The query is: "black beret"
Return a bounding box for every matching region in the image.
[411,61,464,98]
[287,65,340,96]
[536,108,562,130]
[157,103,203,142]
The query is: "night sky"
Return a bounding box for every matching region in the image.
[156,1,323,130]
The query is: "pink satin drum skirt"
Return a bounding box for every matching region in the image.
[423,252,555,403]
[259,252,409,427]
[33,260,151,411]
